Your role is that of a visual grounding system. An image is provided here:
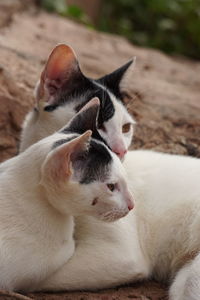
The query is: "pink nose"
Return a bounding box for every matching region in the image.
[128,201,134,211]
[126,194,134,211]
[114,149,127,159]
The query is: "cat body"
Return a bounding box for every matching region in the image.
[20,45,135,159]
[38,150,200,300]
[18,45,200,298]
[0,100,134,291]
[125,151,200,280]
[0,136,75,291]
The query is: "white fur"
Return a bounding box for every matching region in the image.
[97,89,135,158]
[0,139,75,291]
[20,91,135,157]
[0,131,133,291]
[20,102,75,152]
[20,44,135,158]
[169,254,200,300]
[36,150,200,300]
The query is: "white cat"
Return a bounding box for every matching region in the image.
[36,150,200,300]
[15,45,200,298]
[0,98,134,292]
[20,44,135,160]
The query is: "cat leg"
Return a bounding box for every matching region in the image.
[38,240,148,292]
[169,253,200,300]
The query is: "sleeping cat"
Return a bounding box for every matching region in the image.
[37,147,200,299]
[20,44,135,159]
[0,98,134,291]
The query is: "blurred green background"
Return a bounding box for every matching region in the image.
[38,0,200,60]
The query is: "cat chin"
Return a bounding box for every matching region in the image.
[96,208,129,222]
[120,155,126,162]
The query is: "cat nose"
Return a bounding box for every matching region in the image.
[127,196,134,211]
[125,191,134,211]
[114,149,127,159]
[128,201,134,211]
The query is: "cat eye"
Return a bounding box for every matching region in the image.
[107,183,116,192]
[122,123,132,133]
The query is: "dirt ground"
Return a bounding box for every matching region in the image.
[0,1,199,299]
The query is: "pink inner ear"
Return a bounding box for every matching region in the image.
[45,44,77,81]
[47,131,92,183]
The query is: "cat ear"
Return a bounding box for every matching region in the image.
[61,97,100,135]
[42,130,92,183]
[36,44,84,105]
[97,57,136,101]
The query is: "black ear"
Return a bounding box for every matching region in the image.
[97,59,135,100]
[61,98,100,136]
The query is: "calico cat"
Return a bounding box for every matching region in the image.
[37,149,200,300]
[20,44,135,160]
[0,98,133,291]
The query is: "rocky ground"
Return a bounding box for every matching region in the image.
[0,0,199,299]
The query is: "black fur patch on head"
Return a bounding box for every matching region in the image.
[51,136,112,184]
[97,60,133,100]
[73,139,112,184]
[96,87,115,127]
[43,59,132,115]
[61,103,110,147]
[43,59,133,135]
[52,135,78,149]
[44,104,59,112]
[44,73,115,129]
[74,84,115,128]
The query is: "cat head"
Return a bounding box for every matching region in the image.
[40,98,134,222]
[35,44,135,160]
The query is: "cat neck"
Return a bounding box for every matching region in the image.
[0,144,75,245]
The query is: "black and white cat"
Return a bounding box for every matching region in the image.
[14,45,200,299]
[20,44,135,159]
[0,98,133,291]
[38,140,200,300]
